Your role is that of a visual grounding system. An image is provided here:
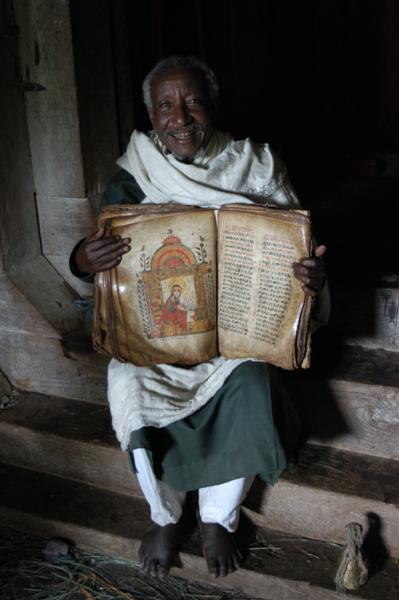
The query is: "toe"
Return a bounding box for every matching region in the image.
[139,522,179,578]
[149,559,158,577]
[141,556,149,573]
[207,558,219,578]
[157,565,168,579]
[218,559,227,578]
[227,557,235,574]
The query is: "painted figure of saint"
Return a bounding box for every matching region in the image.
[160,284,188,334]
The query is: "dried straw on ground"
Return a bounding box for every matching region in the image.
[0,527,255,600]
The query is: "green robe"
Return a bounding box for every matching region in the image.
[75,169,301,491]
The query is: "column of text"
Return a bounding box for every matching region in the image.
[219,226,254,335]
[252,235,295,344]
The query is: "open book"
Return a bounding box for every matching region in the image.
[93,203,313,370]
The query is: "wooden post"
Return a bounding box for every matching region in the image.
[0,0,85,334]
[0,0,121,334]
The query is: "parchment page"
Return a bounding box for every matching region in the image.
[217,206,311,369]
[94,206,217,366]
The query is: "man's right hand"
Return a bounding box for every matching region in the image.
[74,226,131,273]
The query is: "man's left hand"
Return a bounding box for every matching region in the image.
[293,245,327,297]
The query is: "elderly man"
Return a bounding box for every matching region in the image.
[71,56,328,579]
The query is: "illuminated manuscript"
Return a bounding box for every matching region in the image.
[93,204,313,369]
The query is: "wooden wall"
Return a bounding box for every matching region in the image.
[0,253,107,402]
[0,0,112,399]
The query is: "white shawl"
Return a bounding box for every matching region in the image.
[108,129,300,450]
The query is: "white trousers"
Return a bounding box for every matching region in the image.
[133,448,254,532]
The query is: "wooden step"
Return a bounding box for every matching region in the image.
[0,269,108,403]
[244,444,399,557]
[1,392,398,557]
[4,340,399,470]
[0,462,397,600]
[330,287,399,352]
[286,344,399,460]
[0,391,138,497]
[310,343,399,388]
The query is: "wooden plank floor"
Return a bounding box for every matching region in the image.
[0,462,398,600]
[1,390,398,556]
[1,336,397,595]
[285,343,399,460]
[330,287,399,352]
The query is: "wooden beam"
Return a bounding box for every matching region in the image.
[0,269,107,401]
[0,1,84,335]
[0,329,107,401]
[0,271,58,339]
[13,0,85,198]
[36,194,94,296]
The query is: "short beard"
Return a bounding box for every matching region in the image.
[172,153,197,163]
[151,125,210,162]
[167,124,207,162]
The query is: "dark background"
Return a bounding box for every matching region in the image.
[77,0,399,284]
[118,0,399,171]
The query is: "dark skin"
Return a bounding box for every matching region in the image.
[74,226,131,275]
[138,523,179,579]
[199,519,243,578]
[293,244,327,297]
[147,67,212,160]
[74,66,327,578]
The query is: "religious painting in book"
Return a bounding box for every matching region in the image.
[94,204,311,368]
[136,229,216,339]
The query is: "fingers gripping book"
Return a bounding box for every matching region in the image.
[93,203,313,370]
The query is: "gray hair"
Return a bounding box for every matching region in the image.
[142,55,219,112]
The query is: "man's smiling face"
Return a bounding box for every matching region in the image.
[148,67,212,161]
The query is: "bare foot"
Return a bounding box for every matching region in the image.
[139,522,179,578]
[199,519,242,578]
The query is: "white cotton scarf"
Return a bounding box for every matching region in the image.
[109,129,300,450]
